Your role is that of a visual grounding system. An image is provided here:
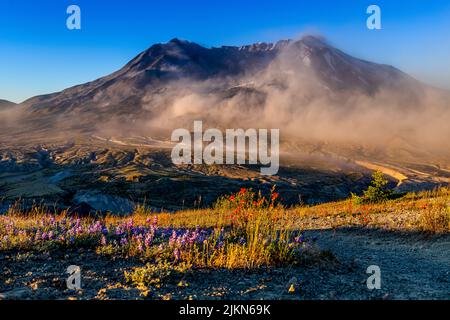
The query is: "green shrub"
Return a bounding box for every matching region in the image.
[352,171,394,204]
[124,260,189,293]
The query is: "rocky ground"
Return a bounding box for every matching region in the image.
[1,227,448,300]
[0,141,376,213]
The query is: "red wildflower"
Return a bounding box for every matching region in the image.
[271,192,279,201]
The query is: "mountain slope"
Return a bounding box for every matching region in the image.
[4,35,447,162]
[22,38,281,114]
[21,36,420,117]
[0,99,16,110]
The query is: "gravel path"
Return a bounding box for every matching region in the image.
[304,228,450,299]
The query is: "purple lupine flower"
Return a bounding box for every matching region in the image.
[126,219,134,230]
[136,237,144,252]
[2,235,9,246]
[120,237,128,246]
[169,230,177,247]
[100,235,107,246]
[188,232,198,245]
[144,233,153,247]
[90,221,101,233]
[115,226,123,236]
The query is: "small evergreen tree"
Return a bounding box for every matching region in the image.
[352,170,393,204]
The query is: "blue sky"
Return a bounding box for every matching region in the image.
[1,0,450,103]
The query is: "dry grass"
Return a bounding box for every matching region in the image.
[285,187,450,233]
[1,188,307,271]
[419,203,449,233]
[3,187,449,235]
[2,186,448,293]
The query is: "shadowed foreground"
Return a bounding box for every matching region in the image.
[1,188,449,300]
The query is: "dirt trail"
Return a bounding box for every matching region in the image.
[355,160,408,186]
[304,228,450,299]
